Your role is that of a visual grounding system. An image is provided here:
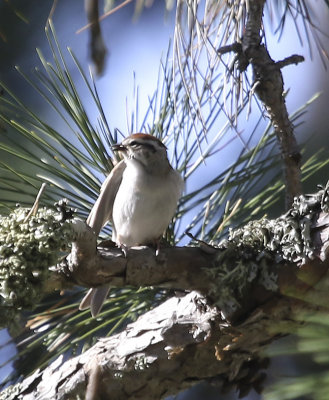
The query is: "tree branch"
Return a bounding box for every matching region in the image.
[3,185,329,398]
[6,271,329,399]
[56,187,328,316]
[218,0,303,209]
[84,0,107,74]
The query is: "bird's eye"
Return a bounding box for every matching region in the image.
[129,140,156,153]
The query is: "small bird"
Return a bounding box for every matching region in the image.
[79,133,184,316]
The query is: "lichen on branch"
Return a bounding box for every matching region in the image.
[208,183,329,315]
[0,201,75,332]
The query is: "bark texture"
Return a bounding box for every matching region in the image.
[4,288,326,400]
[218,0,304,208]
[3,187,329,400]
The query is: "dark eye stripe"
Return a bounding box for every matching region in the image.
[130,141,156,152]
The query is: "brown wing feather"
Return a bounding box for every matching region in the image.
[86,160,126,236]
[79,287,110,317]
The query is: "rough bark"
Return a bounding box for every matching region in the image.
[1,291,300,400]
[3,187,329,399]
[218,0,304,208]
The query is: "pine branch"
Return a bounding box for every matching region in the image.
[217,0,304,209]
[3,199,329,398]
[0,291,271,400]
[2,184,329,398]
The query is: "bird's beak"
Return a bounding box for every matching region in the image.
[112,143,127,152]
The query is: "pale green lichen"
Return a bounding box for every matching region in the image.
[208,183,329,315]
[133,355,151,371]
[0,201,76,331]
[0,382,22,400]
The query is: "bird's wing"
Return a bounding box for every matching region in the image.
[79,286,110,317]
[86,160,126,236]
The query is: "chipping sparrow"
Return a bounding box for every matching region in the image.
[79,133,184,316]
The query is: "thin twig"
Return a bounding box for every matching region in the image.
[23,183,47,222]
[76,0,134,34]
[217,42,242,55]
[275,54,305,69]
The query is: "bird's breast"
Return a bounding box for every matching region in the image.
[112,166,182,246]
